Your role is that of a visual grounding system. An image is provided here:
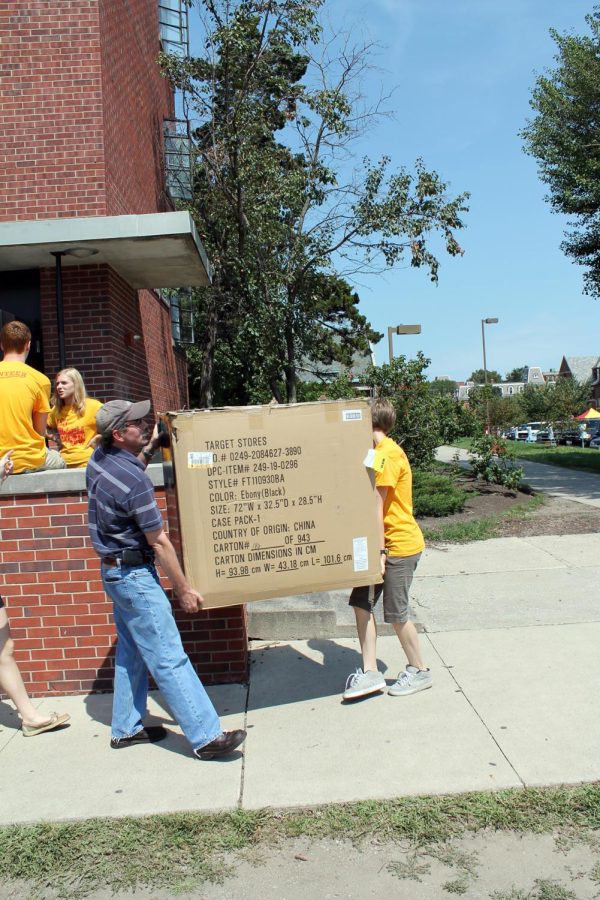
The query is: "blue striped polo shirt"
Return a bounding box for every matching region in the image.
[86,446,163,559]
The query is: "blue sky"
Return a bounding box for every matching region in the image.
[323,0,596,380]
[188,1,596,382]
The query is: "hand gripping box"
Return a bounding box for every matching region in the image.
[161,400,381,609]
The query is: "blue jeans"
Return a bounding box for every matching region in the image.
[101,562,221,750]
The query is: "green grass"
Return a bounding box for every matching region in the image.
[2,785,600,897]
[491,881,578,900]
[423,517,500,543]
[450,438,600,473]
[422,494,547,543]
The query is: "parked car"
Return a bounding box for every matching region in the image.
[515,422,543,442]
[559,419,600,447]
[589,435,600,450]
[536,425,556,444]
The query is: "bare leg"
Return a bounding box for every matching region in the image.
[353,607,378,672]
[392,620,426,671]
[0,608,51,727]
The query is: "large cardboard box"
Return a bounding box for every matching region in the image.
[162,400,381,609]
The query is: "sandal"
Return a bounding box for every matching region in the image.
[22,712,70,737]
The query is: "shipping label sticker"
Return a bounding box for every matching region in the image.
[188,451,215,468]
[342,409,363,422]
[363,448,385,472]
[353,536,368,572]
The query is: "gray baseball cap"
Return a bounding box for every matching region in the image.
[96,399,151,437]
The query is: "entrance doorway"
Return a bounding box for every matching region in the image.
[0,269,44,372]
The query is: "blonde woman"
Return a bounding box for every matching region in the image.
[47,368,103,468]
[0,451,70,735]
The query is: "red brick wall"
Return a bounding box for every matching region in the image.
[40,264,152,404]
[2,1,189,412]
[174,346,191,409]
[140,291,190,414]
[0,1,105,221]
[0,488,248,696]
[40,265,187,411]
[0,0,175,221]
[99,0,174,215]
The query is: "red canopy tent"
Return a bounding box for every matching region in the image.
[576,407,600,419]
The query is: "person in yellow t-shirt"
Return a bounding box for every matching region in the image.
[47,368,102,468]
[343,397,432,701]
[0,321,65,474]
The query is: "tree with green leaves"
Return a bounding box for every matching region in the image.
[468,386,523,432]
[428,378,457,397]
[518,383,549,421]
[365,353,446,469]
[505,366,526,383]
[545,376,593,425]
[162,0,469,406]
[522,8,600,296]
[468,368,502,385]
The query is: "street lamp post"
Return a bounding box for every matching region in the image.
[481,317,499,431]
[388,324,421,362]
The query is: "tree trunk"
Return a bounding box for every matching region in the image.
[269,378,284,404]
[284,326,297,403]
[284,290,297,403]
[198,294,218,408]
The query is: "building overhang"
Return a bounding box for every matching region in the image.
[0,211,212,288]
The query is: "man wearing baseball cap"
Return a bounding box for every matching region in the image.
[86,399,246,760]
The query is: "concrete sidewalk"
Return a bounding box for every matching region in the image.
[1,533,599,826]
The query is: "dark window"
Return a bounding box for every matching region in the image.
[0,269,44,372]
[160,288,195,345]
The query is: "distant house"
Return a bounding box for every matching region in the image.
[457,365,548,402]
[523,366,545,386]
[297,344,375,395]
[559,355,600,408]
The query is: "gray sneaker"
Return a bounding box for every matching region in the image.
[343,668,386,700]
[388,666,432,697]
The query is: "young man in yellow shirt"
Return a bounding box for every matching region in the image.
[0,321,65,474]
[343,398,432,700]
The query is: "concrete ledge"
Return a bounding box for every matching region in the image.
[0,461,165,496]
[247,590,421,640]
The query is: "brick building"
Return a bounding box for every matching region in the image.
[0,0,203,407]
[0,0,249,694]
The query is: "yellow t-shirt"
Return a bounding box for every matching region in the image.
[374,435,425,558]
[47,397,103,468]
[0,360,51,473]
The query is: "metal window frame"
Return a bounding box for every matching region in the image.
[164,118,193,202]
[161,287,195,345]
[158,0,189,56]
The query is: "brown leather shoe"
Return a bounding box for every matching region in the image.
[194,729,247,760]
[110,726,168,749]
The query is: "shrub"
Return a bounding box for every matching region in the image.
[413,470,470,517]
[468,433,523,489]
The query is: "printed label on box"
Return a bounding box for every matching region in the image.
[353,536,368,571]
[188,451,215,468]
[342,409,363,422]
